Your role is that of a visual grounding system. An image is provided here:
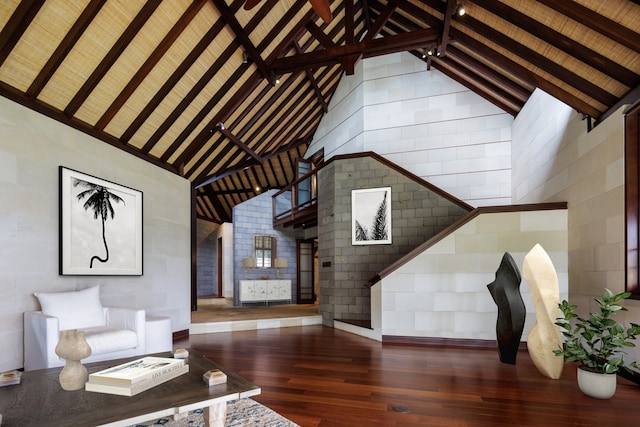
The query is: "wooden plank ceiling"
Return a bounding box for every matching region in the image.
[0,0,639,223]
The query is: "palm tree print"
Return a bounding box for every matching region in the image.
[74,179,125,268]
[354,220,368,241]
[370,192,388,240]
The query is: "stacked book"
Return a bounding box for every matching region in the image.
[0,370,22,387]
[85,356,189,396]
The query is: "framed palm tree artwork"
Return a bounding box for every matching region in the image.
[59,166,143,276]
[352,187,392,245]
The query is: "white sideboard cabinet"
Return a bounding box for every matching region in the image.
[239,280,292,305]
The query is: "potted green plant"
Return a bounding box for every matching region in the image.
[554,289,640,399]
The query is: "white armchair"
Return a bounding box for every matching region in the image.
[23,286,146,371]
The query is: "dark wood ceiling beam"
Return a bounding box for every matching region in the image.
[345,0,355,44]
[139,0,255,158]
[453,12,617,107]
[157,0,274,161]
[274,156,287,187]
[264,105,323,156]
[213,188,257,196]
[247,168,265,191]
[120,14,228,143]
[438,0,457,56]
[211,0,272,83]
[229,174,245,204]
[536,0,640,53]
[480,0,638,87]
[240,74,312,152]
[194,190,215,221]
[160,60,247,163]
[202,185,228,221]
[390,0,441,28]
[271,28,438,74]
[599,83,640,124]
[371,6,524,117]
[0,81,178,174]
[95,0,208,131]
[255,67,334,155]
[432,56,522,116]
[193,137,309,187]
[186,133,231,181]
[64,1,161,116]
[259,71,334,154]
[362,0,372,33]
[343,0,360,74]
[27,0,106,98]
[175,5,316,169]
[231,72,304,143]
[361,0,396,42]
[218,126,264,163]
[305,22,337,48]
[214,180,235,215]
[446,46,530,102]
[451,29,601,118]
[296,40,328,112]
[0,0,45,67]
[257,162,271,190]
[147,40,241,156]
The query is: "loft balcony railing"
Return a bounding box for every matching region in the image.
[272,169,318,228]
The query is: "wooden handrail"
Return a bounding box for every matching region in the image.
[367,202,568,286]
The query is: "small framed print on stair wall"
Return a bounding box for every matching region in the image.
[352,187,392,245]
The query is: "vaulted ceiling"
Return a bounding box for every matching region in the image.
[1,0,639,223]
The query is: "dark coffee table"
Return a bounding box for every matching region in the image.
[0,349,260,426]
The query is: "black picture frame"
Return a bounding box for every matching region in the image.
[59,166,143,276]
[352,187,392,245]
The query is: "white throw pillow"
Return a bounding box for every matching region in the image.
[34,286,105,330]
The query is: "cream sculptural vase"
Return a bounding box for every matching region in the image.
[55,329,92,391]
[522,244,563,379]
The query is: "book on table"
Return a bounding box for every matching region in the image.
[85,356,189,396]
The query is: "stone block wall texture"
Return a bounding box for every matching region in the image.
[233,190,305,306]
[308,52,514,207]
[196,219,218,297]
[317,156,469,325]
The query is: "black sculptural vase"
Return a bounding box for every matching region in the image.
[487,252,526,364]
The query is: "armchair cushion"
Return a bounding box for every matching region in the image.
[23,305,146,371]
[34,286,105,330]
[82,328,139,355]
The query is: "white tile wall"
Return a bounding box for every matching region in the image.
[308,52,514,207]
[0,97,192,372]
[380,209,568,341]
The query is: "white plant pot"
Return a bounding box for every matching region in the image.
[576,366,616,399]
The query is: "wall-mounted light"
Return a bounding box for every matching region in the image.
[216,122,225,131]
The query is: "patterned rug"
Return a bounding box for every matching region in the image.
[129,398,299,427]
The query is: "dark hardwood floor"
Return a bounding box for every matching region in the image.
[175,325,640,427]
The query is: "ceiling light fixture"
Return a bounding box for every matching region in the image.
[422,48,427,59]
[242,51,249,64]
[269,71,281,86]
[457,3,466,16]
[216,122,225,130]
